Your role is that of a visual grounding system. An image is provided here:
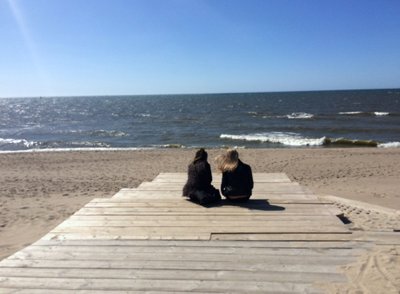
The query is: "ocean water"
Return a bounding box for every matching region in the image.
[1,89,400,152]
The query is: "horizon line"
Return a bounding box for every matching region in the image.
[1,86,399,99]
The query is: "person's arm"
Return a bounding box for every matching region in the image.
[248,165,254,190]
[221,173,227,195]
[205,162,212,185]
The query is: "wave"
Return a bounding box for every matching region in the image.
[324,138,378,147]
[39,141,112,148]
[374,112,389,116]
[65,130,129,137]
[88,130,128,137]
[338,111,363,115]
[155,144,185,148]
[0,138,38,148]
[286,112,314,119]
[0,147,156,154]
[339,111,390,116]
[378,142,400,148]
[137,113,151,117]
[247,111,314,119]
[220,133,325,146]
[220,132,388,147]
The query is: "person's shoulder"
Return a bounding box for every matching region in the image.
[239,160,251,169]
[196,160,210,168]
[239,161,252,173]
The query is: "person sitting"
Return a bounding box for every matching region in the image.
[216,149,253,201]
[182,148,220,205]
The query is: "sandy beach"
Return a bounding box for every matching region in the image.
[1,148,399,260]
[0,147,399,292]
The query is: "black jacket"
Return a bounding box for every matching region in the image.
[221,160,253,196]
[182,160,213,196]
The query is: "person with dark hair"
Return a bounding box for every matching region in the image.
[183,148,220,205]
[216,149,253,202]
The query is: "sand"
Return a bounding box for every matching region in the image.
[0,148,399,292]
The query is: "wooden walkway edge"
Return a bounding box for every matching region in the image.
[0,172,374,293]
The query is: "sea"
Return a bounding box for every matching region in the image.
[1,89,400,152]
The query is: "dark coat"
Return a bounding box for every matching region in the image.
[221,160,253,197]
[182,160,213,196]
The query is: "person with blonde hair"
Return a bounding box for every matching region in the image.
[216,149,253,201]
[183,148,220,205]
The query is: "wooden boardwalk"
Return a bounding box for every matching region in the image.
[0,173,366,293]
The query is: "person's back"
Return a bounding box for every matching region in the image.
[217,149,253,201]
[183,148,220,205]
[183,159,212,196]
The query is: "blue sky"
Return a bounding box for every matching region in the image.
[1,0,399,97]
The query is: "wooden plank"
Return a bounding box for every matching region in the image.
[72,211,336,217]
[57,219,344,228]
[3,250,357,266]
[9,251,359,264]
[48,225,349,236]
[112,191,320,201]
[211,233,352,241]
[72,208,336,216]
[103,197,331,204]
[41,233,211,241]
[75,202,332,211]
[0,290,179,294]
[138,182,301,189]
[0,277,325,293]
[16,245,363,257]
[76,202,333,211]
[66,214,344,222]
[31,239,365,250]
[87,198,332,206]
[0,257,355,272]
[141,181,299,186]
[0,268,346,283]
[116,188,316,195]
[40,231,352,241]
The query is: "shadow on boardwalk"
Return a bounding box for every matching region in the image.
[194,199,286,211]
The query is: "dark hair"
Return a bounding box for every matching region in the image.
[193,148,208,163]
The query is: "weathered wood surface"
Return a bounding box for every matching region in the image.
[113,190,320,201]
[0,173,362,293]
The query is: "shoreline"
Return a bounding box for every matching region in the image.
[1,147,399,260]
[0,142,399,154]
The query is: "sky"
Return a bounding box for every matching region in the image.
[0,0,400,97]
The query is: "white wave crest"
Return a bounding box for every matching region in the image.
[338,111,363,115]
[286,112,314,119]
[0,147,156,154]
[89,130,128,137]
[374,112,389,116]
[0,138,37,148]
[220,132,325,146]
[378,142,400,148]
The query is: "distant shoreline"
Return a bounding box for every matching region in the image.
[1,143,399,154]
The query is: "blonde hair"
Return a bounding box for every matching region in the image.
[216,149,239,172]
